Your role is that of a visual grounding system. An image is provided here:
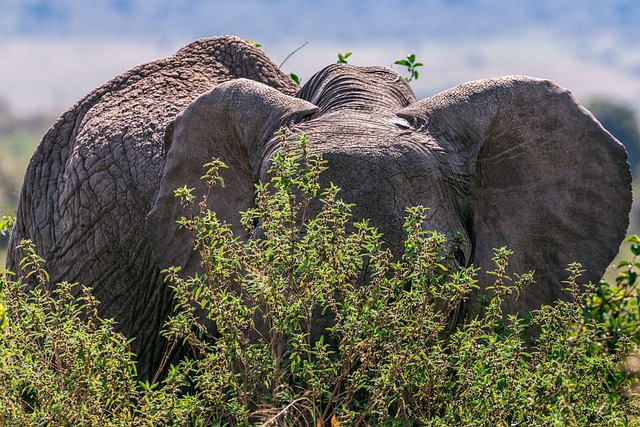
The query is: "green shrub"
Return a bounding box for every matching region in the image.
[0,241,139,426]
[0,131,638,426]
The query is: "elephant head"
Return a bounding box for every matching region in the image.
[147,62,632,318]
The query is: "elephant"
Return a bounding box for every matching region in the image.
[149,62,632,318]
[7,36,632,380]
[6,36,300,380]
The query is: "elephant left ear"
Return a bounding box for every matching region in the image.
[398,75,632,312]
[146,79,318,276]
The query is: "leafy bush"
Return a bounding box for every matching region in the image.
[0,241,139,425]
[587,235,640,353]
[0,132,638,426]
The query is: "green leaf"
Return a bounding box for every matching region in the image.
[625,235,640,244]
[290,73,301,85]
[436,263,449,272]
[394,59,411,67]
[0,215,14,235]
[337,51,353,64]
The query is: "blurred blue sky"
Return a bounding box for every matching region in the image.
[1,0,639,115]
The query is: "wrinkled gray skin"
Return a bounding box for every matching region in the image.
[7,36,299,380]
[9,36,632,380]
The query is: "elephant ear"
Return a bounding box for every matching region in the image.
[8,35,299,281]
[146,79,317,276]
[398,75,632,313]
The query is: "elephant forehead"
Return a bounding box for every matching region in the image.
[294,111,443,164]
[317,146,468,256]
[286,115,468,249]
[313,138,448,212]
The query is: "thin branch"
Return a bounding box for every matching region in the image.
[279,41,309,68]
[258,396,316,426]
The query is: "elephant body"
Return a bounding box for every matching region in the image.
[8,36,632,379]
[7,36,299,379]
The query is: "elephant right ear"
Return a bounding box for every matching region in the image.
[146,79,318,275]
[398,76,632,314]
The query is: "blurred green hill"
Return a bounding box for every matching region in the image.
[0,103,52,212]
[0,101,54,263]
[586,98,640,172]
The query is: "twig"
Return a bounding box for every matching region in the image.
[279,41,309,68]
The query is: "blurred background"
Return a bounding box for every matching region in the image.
[1,0,639,271]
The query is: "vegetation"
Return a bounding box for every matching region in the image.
[0,48,639,425]
[0,104,51,213]
[394,54,424,82]
[336,51,352,64]
[1,132,639,426]
[334,51,424,83]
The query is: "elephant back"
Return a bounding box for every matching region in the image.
[6,36,298,380]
